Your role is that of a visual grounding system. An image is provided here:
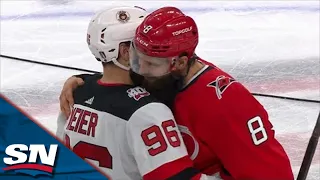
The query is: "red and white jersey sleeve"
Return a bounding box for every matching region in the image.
[124,102,198,180]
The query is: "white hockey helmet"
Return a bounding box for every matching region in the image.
[87,6,147,70]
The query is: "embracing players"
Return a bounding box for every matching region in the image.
[58,6,294,180]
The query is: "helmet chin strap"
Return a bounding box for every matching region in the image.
[111,58,130,71]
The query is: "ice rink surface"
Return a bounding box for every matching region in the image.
[1,0,319,179]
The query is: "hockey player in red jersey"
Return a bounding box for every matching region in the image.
[59,6,294,180]
[55,6,212,180]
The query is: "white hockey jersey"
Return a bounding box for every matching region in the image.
[56,75,203,180]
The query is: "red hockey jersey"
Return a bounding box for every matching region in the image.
[173,60,294,180]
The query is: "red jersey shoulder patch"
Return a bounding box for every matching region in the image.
[207,75,236,99]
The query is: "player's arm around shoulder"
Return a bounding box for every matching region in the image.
[200,75,294,179]
[73,73,102,82]
[126,102,213,180]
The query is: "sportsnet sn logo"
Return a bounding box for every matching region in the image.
[2,144,58,176]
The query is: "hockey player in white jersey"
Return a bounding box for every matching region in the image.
[56,6,212,180]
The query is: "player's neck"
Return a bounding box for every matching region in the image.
[183,60,204,86]
[100,64,133,85]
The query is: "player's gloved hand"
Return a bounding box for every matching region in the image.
[59,76,84,118]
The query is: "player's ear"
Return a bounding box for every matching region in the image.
[173,53,189,71]
[119,42,130,65]
[123,45,130,62]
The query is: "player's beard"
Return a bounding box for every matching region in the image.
[129,69,144,86]
[129,70,183,108]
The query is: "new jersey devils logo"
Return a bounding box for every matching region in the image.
[207,75,236,99]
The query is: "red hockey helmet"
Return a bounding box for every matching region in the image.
[130,7,199,77]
